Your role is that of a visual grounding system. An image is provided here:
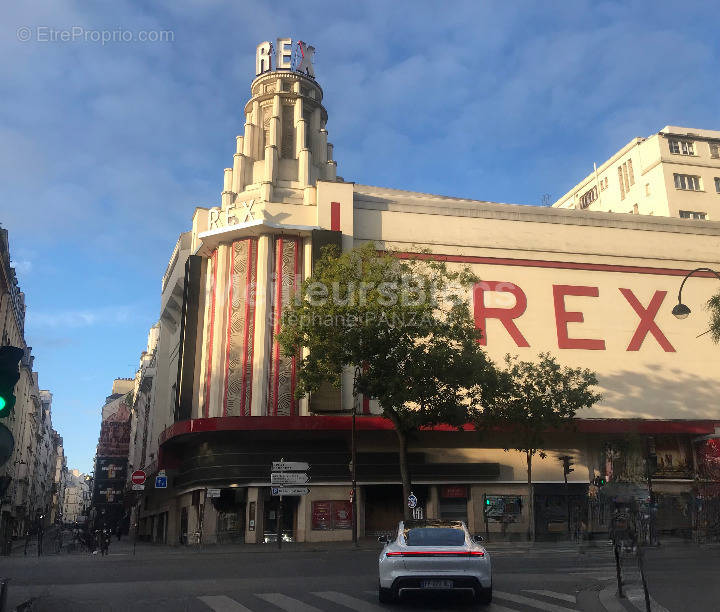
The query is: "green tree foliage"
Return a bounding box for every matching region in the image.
[278,242,499,518]
[482,353,602,540]
[708,292,720,344]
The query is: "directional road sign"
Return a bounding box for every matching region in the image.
[131,470,146,485]
[271,472,310,485]
[272,461,310,472]
[155,474,167,489]
[271,487,309,496]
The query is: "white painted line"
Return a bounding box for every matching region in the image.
[313,591,385,611]
[256,593,323,612]
[198,595,254,612]
[524,590,576,603]
[625,587,671,612]
[598,584,628,612]
[495,590,577,612]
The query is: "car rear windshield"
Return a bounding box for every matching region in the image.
[404,527,465,547]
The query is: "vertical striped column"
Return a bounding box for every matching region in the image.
[202,249,219,417]
[267,236,302,416]
[223,239,259,416]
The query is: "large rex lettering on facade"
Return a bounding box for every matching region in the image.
[474,280,674,352]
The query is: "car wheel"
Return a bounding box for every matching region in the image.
[378,582,395,604]
[475,584,492,605]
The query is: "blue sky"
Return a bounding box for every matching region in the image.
[1,1,717,473]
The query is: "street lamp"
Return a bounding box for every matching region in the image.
[672,267,720,320]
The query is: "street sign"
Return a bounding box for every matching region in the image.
[271,472,310,485]
[271,486,309,496]
[155,474,167,489]
[412,507,424,520]
[272,461,310,472]
[206,488,221,498]
[132,483,145,491]
[408,492,418,509]
[131,470,146,485]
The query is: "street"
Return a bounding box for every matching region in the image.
[1,539,717,612]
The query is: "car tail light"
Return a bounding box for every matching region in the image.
[386,551,484,557]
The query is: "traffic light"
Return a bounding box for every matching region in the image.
[561,456,574,476]
[0,346,23,417]
[0,346,23,467]
[593,476,607,487]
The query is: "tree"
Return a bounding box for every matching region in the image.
[482,353,602,540]
[278,242,499,518]
[708,292,720,344]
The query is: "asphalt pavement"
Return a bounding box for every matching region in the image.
[0,537,715,612]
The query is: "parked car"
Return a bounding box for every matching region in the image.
[377,519,492,605]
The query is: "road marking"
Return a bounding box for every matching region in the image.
[487,604,522,612]
[198,595,254,612]
[256,593,323,612]
[524,590,576,603]
[495,590,577,612]
[313,591,385,611]
[625,587,671,612]
[599,584,628,612]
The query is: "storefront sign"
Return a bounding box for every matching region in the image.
[440,486,468,499]
[312,501,332,530]
[312,501,352,530]
[485,495,523,522]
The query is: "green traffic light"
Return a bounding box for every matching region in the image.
[485,498,491,505]
[0,397,5,411]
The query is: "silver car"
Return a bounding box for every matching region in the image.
[377,519,492,605]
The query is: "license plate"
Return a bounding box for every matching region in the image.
[421,580,453,589]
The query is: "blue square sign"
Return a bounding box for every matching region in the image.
[155,475,168,489]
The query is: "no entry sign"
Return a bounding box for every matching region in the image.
[131,470,146,485]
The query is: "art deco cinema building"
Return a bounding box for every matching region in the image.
[130,39,720,545]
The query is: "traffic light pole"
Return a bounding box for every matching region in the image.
[483,494,489,542]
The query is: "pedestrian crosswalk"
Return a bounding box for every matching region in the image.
[196,588,580,611]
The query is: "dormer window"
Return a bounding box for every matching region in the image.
[669,139,694,155]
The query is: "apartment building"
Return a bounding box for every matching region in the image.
[553,126,720,221]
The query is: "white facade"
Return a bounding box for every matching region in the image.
[553,126,720,221]
[62,469,90,524]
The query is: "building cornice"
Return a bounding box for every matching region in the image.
[196,219,320,256]
[353,184,720,236]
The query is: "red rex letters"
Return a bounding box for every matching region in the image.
[473,282,675,352]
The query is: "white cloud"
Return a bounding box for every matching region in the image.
[27,305,135,328]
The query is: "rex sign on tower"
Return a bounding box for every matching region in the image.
[256,38,316,78]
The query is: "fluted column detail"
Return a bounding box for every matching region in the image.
[222,167,234,207]
[232,135,247,194]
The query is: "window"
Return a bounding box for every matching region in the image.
[579,186,598,209]
[715,177,720,193]
[711,143,720,159]
[679,211,706,220]
[599,177,609,191]
[673,173,701,191]
[404,526,465,547]
[669,139,695,155]
[645,183,651,196]
[618,166,625,200]
[627,159,635,185]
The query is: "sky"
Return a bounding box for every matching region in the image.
[1,0,718,473]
